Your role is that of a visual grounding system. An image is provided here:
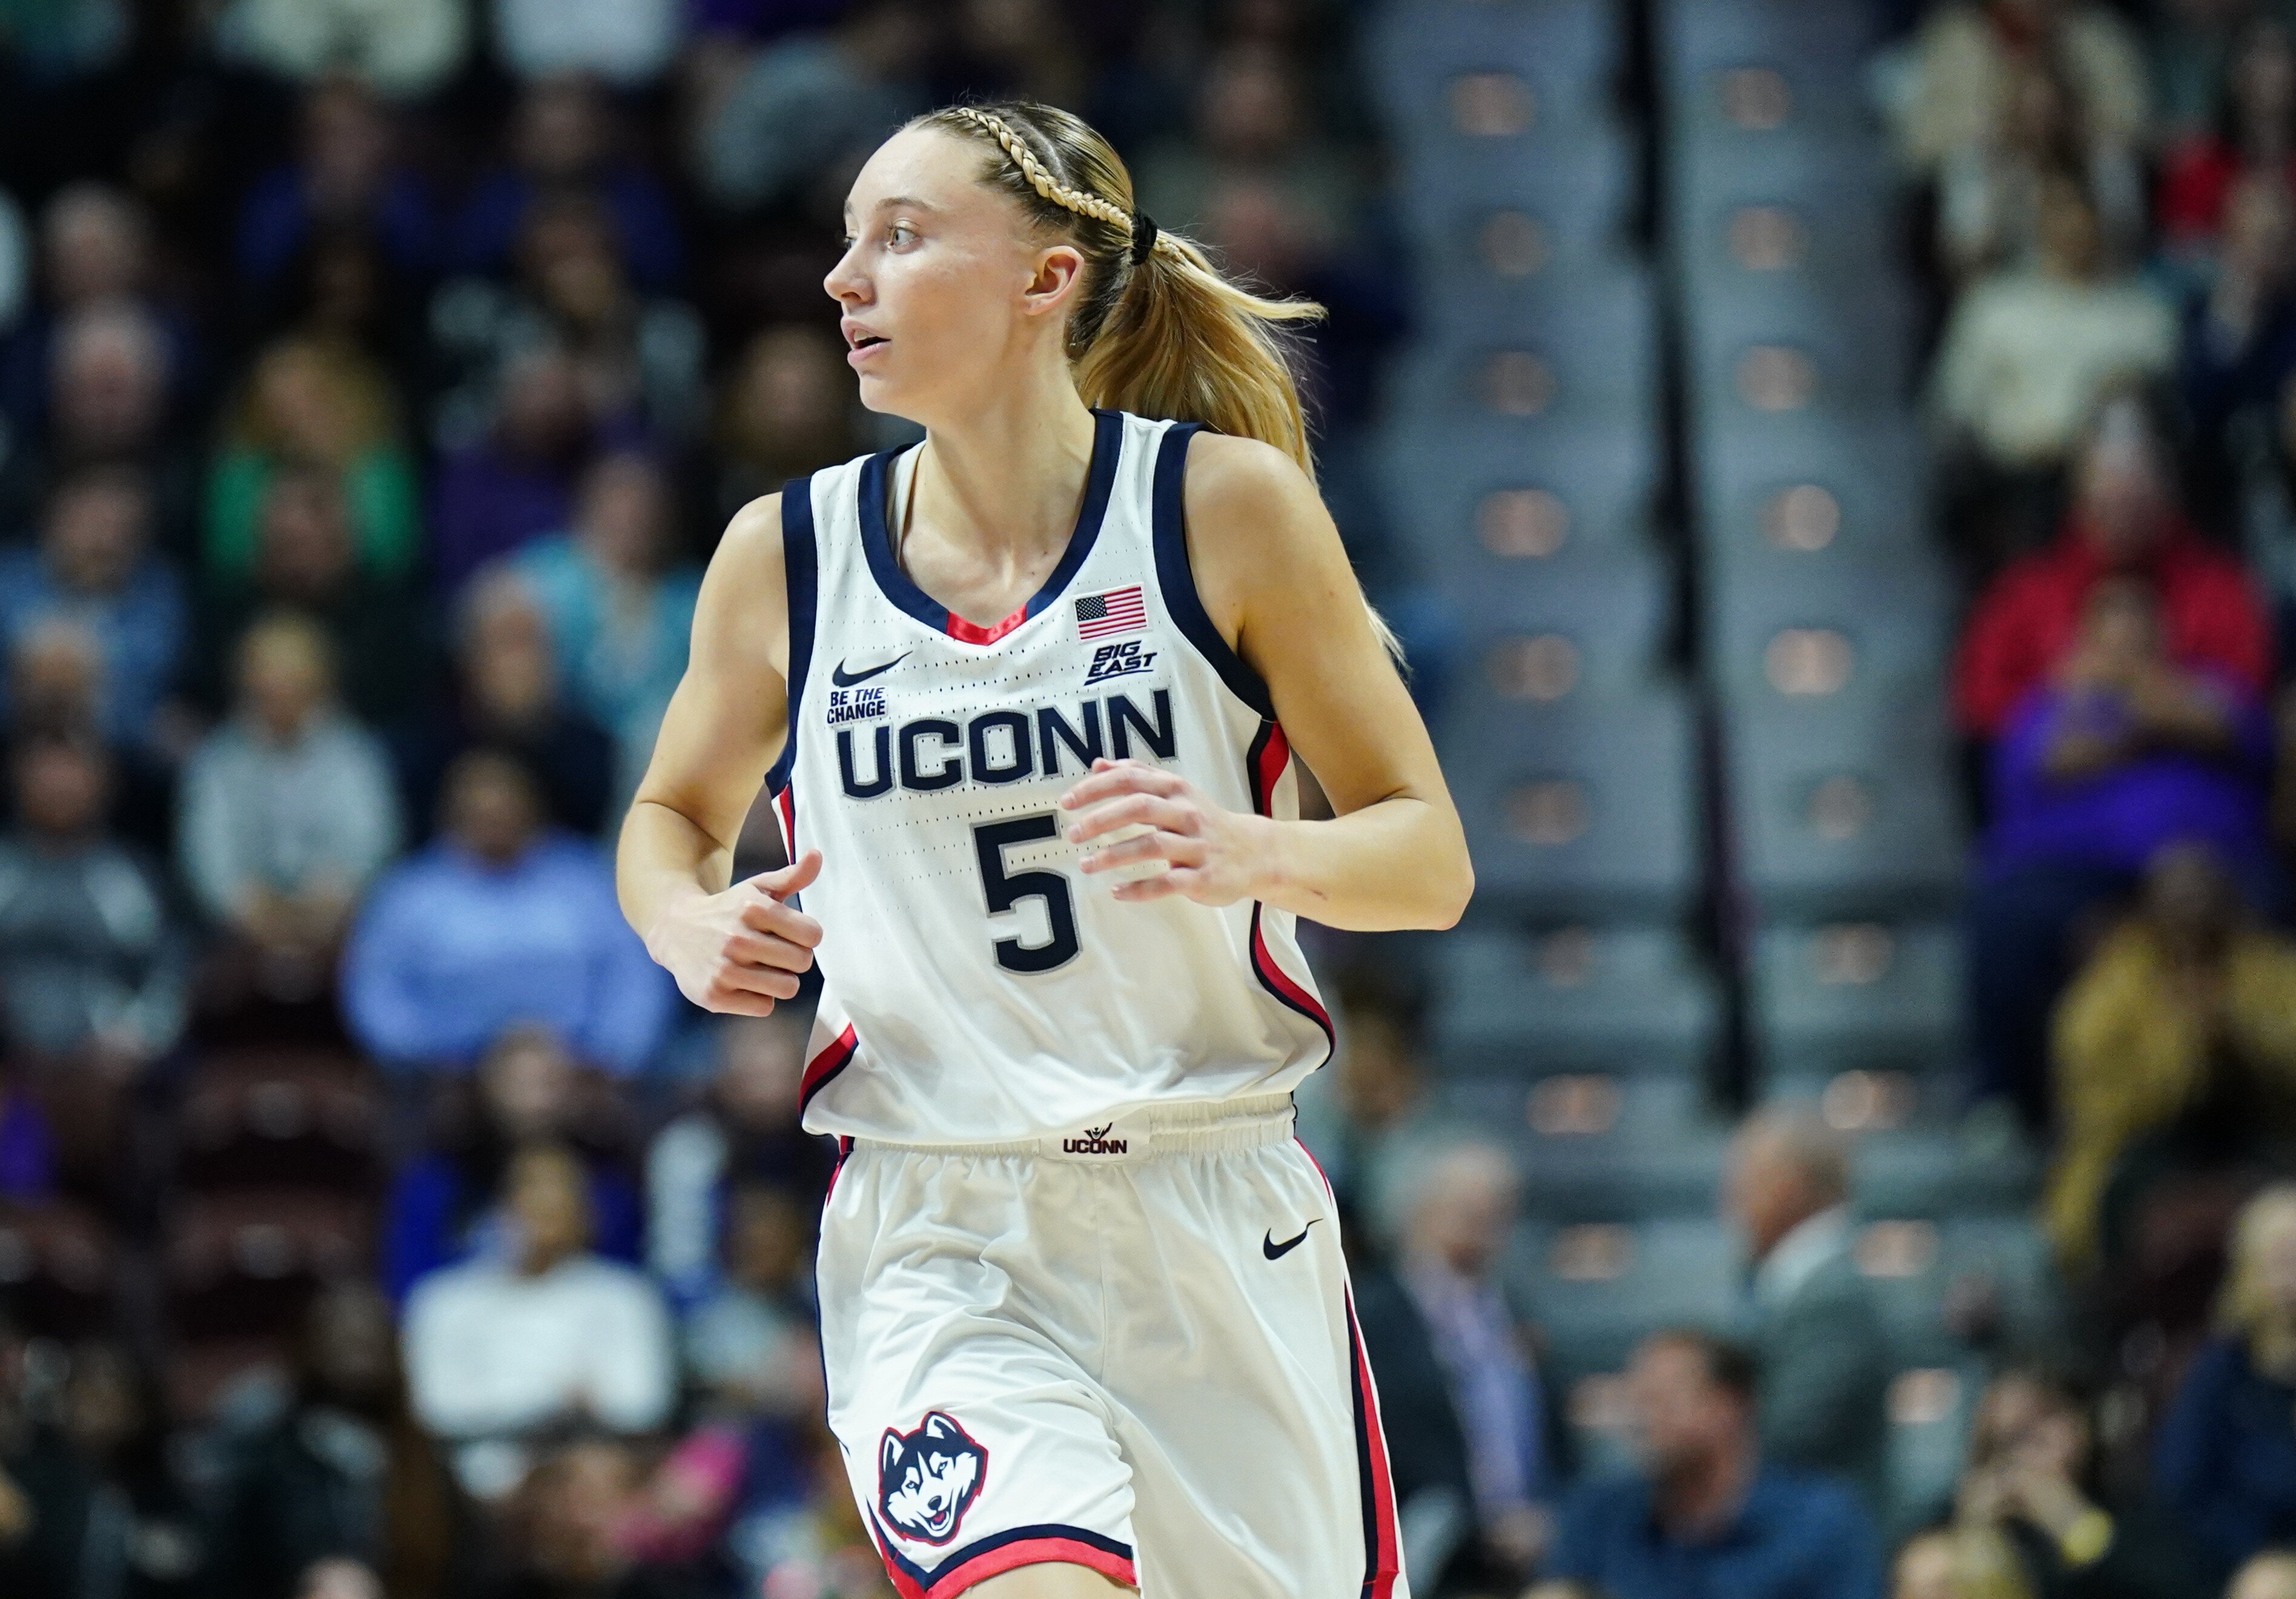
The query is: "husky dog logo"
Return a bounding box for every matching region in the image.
[878,1412,988,1544]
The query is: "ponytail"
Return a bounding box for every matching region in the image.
[1078,230,1324,478]
[919,103,1326,477]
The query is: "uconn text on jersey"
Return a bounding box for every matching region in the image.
[833,687,1176,799]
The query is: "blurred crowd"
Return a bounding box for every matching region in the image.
[0,2,1407,1598]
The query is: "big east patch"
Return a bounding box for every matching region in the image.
[879,1412,988,1544]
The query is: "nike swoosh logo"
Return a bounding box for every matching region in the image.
[1263,1219,1320,1260]
[832,653,910,687]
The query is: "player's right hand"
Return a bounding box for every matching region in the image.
[645,849,824,1016]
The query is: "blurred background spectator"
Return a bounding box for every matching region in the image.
[231,76,441,300]
[341,748,672,1076]
[205,335,419,586]
[2229,1552,2296,1599]
[384,1023,641,1306]
[429,340,615,594]
[1904,1363,2211,1598]
[0,726,185,1072]
[402,1143,673,1503]
[2155,1184,2296,1571]
[708,324,863,524]
[0,462,185,753]
[213,0,469,103]
[179,612,398,1030]
[210,1282,464,1599]
[2046,844,2296,1283]
[644,1011,829,1309]
[505,451,700,792]
[1354,1141,1555,1594]
[1725,1109,1891,1507]
[393,570,613,844]
[1533,1330,1885,1599]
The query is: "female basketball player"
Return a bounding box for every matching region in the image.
[618,102,1470,1599]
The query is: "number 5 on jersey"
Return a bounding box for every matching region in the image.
[973,816,1080,973]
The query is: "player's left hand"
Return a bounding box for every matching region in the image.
[1059,758,1274,906]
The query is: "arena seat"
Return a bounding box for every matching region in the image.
[1431,544,1675,705]
[1409,251,1656,351]
[1512,1216,1743,1382]
[0,1199,116,1339]
[1690,414,1933,577]
[1748,920,1964,1079]
[1378,421,1662,562]
[1702,555,1953,704]
[1443,686,1702,921]
[1854,1131,2045,1220]
[1429,925,1724,1079]
[1756,1062,1962,1137]
[1723,692,1966,921]
[1454,1073,1734,1220]
[1386,284,1661,431]
[1670,138,1902,296]
[1655,0,1882,135]
[1367,0,1624,145]
[174,1048,385,1195]
[1682,287,1917,425]
[1401,131,1641,271]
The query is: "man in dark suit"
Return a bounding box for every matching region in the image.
[1353,1142,1561,1597]
[1723,1108,1892,1509]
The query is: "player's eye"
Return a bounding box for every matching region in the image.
[888,223,918,247]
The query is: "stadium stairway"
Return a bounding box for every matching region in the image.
[1365,0,2063,1528]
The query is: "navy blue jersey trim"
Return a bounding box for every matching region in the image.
[766,474,820,793]
[1149,421,1275,719]
[858,409,1125,641]
[871,1518,1134,1592]
[1346,1296,1382,1599]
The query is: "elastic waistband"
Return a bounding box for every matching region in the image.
[850,1093,1297,1160]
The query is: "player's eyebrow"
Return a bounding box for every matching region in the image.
[846,195,944,225]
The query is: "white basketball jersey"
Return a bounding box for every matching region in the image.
[769,409,1332,1145]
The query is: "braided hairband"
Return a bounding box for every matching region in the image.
[950,107,1162,268]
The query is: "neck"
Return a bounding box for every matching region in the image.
[520,1243,575,1278]
[1655,1443,1754,1540]
[911,373,1099,568]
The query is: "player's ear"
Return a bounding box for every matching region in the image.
[1021,244,1085,321]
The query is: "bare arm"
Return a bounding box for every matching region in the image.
[617,494,823,1015]
[1062,434,1472,932]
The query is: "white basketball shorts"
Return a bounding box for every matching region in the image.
[816,1094,1408,1599]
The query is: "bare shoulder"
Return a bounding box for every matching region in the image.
[710,491,787,583]
[1177,432,1347,622]
[693,491,791,674]
[1180,432,1322,537]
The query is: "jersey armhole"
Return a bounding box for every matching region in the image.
[1149,422,1276,721]
[764,473,819,793]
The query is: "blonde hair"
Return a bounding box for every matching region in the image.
[917,102,1324,477]
[2218,1184,2296,1377]
[230,335,400,462]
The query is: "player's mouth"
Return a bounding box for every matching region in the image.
[844,322,890,366]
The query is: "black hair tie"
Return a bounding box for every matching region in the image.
[1129,211,1159,266]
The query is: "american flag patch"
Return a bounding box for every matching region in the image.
[1075,584,1146,640]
